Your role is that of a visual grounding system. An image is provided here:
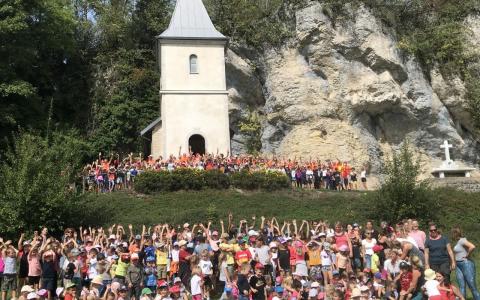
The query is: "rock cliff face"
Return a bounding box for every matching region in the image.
[226,2,480,176]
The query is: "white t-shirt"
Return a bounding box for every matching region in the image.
[383,259,400,276]
[198,259,213,275]
[362,238,377,255]
[424,279,441,296]
[171,249,179,262]
[255,246,270,265]
[88,258,98,279]
[191,274,202,296]
[360,170,367,178]
[321,250,332,266]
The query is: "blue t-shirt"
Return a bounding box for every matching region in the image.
[425,236,450,265]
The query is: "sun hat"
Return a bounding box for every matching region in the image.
[55,288,64,297]
[311,281,320,288]
[351,288,361,298]
[141,288,152,295]
[319,232,326,237]
[131,253,139,260]
[70,248,80,256]
[269,242,277,248]
[23,241,31,246]
[65,283,76,290]
[424,268,436,281]
[27,292,38,300]
[21,286,35,293]
[173,277,182,284]
[248,230,259,236]
[221,233,230,239]
[183,223,190,228]
[91,275,103,285]
[36,289,48,297]
[178,240,187,247]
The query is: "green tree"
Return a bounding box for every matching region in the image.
[239,111,262,155]
[371,141,439,223]
[0,131,92,237]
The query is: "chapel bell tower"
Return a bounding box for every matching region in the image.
[141,0,231,158]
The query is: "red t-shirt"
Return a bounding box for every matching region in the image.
[64,293,74,300]
[179,249,190,263]
[235,249,252,264]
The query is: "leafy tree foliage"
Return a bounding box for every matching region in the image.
[239,111,262,155]
[371,141,439,224]
[0,131,93,237]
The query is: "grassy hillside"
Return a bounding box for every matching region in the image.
[83,188,480,241]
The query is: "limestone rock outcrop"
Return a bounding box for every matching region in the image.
[226,2,480,175]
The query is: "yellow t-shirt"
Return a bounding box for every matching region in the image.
[371,253,380,273]
[115,260,129,277]
[219,243,235,265]
[308,249,321,266]
[156,249,167,266]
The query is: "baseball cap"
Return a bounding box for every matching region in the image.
[169,285,180,293]
[27,292,38,300]
[119,285,128,292]
[109,234,116,240]
[332,270,340,276]
[135,234,141,240]
[173,277,182,284]
[255,263,264,269]
[374,272,382,279]
[248,230,259,236]
[275,286,284,293]
[55,288,64,297]
[131,253,139,260]
[141,288,152,295]
[183,223,190,228]
[157,280,168,288]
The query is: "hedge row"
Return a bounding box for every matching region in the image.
[134,169,290,194]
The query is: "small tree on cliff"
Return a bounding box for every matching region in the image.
[239,111,262,155]
[371,140,439,224]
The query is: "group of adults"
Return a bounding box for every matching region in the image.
[82,152,368,193]
[0,217,478,300]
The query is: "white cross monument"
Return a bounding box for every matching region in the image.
[440,140,453,165]
[431,140,474,178]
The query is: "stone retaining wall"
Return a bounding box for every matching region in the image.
[428,177,480,192]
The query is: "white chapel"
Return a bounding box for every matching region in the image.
[141,0,231,158]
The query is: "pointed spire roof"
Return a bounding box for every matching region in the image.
[158,0,226,40]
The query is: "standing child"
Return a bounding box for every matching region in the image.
[1,240,18,300]
[145,257,158,292]
[321,243,333,287]
[249,263,267,300]
[190,266,203,300]
[198,250,213,300]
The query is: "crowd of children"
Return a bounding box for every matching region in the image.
[82,153,368,193]
[1,217,478,300]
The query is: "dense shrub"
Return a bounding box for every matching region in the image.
[369,141,439,224]
[134,169,289,194]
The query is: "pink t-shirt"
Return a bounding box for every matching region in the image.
[28,255,42,276]
[335,232,349,249]
[409,230,426,250]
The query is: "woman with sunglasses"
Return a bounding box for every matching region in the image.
[424,224,455,284]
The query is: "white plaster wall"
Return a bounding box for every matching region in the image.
[151,123,164,159]
[160,42,226,91]
[161,94,230,157]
